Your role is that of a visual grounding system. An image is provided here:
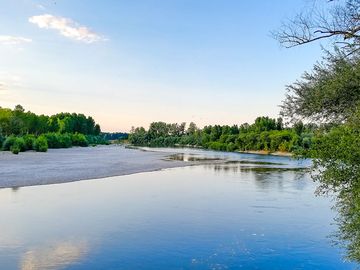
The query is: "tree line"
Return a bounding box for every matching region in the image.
[129,116,316,154]
[0,105,107,154]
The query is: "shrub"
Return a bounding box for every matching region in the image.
[44,132,72,148]
[71,133,88,147]
[23,134,35,150]
[86,135,109,145]
[33,135,48,152]
[8,137,26,154]
[2,135,16,151]
[44,133,61,148]
[10,144,20,154]
[226,142,237,152]
[58,133,72,148]
[0,134,4,149]
[208,141,227,151]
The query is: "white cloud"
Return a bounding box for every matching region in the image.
[0,35,32,45]
[29,14,105,43]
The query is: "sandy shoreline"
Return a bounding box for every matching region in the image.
[0,145,193,188]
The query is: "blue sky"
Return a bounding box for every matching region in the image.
[0,0,324,131]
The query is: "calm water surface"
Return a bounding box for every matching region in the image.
[0,149,356,269]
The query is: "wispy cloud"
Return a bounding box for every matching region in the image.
[0,35,32,45]
[0,72,23,92]
[29,14,105,43]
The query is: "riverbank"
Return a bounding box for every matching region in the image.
[0,145,194,188]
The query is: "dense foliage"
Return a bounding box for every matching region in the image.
[0,105,107,153]
[102,132,129,141]
[129,117,315,154]
[281,52,360,123]
[0,104,101,136]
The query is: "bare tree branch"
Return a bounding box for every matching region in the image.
[273,0,360,56]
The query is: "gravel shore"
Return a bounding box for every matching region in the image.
[0,145,191,188]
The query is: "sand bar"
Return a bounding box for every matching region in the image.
[0,145,192,188]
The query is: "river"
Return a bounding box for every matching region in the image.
[0,148,355,269]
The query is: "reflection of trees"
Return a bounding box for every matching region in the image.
[12,187,20,192]
[201,163,310,192]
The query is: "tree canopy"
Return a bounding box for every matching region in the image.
[281,51,360,123]
[0,105,101,136]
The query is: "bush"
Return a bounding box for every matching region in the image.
[226,142,237,152]
[86,135,109,145]
[58,133,72,148]
[44,133,61,148]
[208,141,227,151]
[0,134,4,149]
[2,135,16,151]
[44,132,72,148]
[10,144,20,154]
[71,133,88,147]
[33,135,48,152]
[23,134,35,150]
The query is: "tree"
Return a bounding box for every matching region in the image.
[275,0,360,262]
[274,0,360,56]
[187,122,197,135]
[281,52,360,123]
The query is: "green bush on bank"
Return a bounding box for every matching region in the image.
[44,132,72,148]
[86,135,109,145]
[11,138,25,154]
[0,132,110,154]
[0,134,4,148]
[2,135,16,151]
[2,136,25,154]
[23,134,36,150]
[71,133,88,147]
[33,135,48,152]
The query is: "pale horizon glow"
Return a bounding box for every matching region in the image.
[0,0,322,132]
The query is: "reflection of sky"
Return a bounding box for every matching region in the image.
[21,241,88,270]
[0,159,356,269]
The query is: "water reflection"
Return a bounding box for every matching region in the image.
[201,162,308,175]
[20,240,88,270]
[167,153,221,162]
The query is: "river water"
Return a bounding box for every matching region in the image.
[0,149,356,269]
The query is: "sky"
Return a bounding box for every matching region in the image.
[0,0,325,132]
